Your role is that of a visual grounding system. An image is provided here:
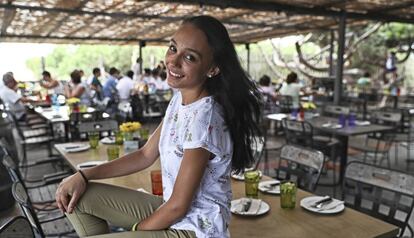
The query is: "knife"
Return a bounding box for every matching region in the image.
[311,196,332,208]
[64,145,81,150]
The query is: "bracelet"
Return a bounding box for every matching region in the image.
[131,222,139,231]
[78,170,89,185]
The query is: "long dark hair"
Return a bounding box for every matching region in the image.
[183,16,262,172]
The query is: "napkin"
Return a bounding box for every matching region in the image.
[235,198,262,215]
[314,200,344,211]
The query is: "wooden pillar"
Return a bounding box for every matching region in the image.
[334,12,346,105]
[139,41,146,75]
[246,43,250,74]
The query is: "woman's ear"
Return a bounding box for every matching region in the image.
[207,66,220,78]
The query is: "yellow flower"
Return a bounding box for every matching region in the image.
[67,97,80,105]
[119,122,142,132]
[302,102,316,110]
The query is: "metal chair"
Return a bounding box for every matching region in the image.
[349,111,401,167]
[0,216,34,237]
[282,119,340,195]
[343,161,414,237]
[276,145,325,192]
[77,119,118,138]
[323,105,350,117]
[277,95,293,113]
[11,179,75,237]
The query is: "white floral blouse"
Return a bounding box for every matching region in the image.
[159,92,233,238]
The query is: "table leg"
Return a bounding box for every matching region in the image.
[338,135,348,184]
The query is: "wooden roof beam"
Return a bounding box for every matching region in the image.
[0,3,276,28]
[0,33,167,44]
[164,0,414,24]
[1,8,16,35]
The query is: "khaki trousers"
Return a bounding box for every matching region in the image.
[66,182,196,238]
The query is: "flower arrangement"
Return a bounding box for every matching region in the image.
[301,102,317,110]
[66,97,80,105]
[119,122,142,133]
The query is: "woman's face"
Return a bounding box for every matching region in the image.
[165,23,215,91]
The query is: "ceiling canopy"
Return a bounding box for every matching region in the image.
[0,0,413,45]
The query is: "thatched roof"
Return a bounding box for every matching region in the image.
[0,0,413,45]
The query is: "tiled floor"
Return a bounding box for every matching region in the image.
[13,121,414,237]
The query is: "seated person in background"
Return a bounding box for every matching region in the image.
[40,70,63,95]
[103,67,120,99]
[357,72,371,91]
[0,73,34,121]
[258,74,276,100]
[279,72,303,109]
[116,70,134,102]
[64,70,91,106]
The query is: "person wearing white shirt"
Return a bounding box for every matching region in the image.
[279,72,303,109]
[116,70,134,101]
[0,73,33,120]
[131,57,142,81]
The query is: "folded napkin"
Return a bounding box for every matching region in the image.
[313,199,344,211]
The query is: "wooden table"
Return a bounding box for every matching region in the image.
[54,142,399,238]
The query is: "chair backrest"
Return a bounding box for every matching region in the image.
[278,95,293,113]
[282,119,314,147]
[0,216,34,237]
[343,161,414,237]
[277,145,324,192]
[372,111,402,127]
[323,105,350,117]
[77,119,118,135]
[11,180,45,237]
[249,136,265,170]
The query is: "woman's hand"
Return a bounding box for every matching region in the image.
[55,172,87,214]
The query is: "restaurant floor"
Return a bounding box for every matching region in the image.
[20,121,414,237]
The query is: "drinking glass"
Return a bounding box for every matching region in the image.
[348,114,356,127]
[115,131,123,145]
[151,170,163,196]
[107,146,120,161]
[88,132,99,149]
[280,181,297,209]
[140,128,150,141]
[244,170,260,198]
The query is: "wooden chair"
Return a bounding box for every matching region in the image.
[276,145,325,192]
[343,161,414,237]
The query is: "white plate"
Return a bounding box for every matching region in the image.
[300,196,345,214]
[322,123,343,129]
[64,144,91,153]
[258,180,281,194]
[76,160,106,169]
[231,198,270,216]
[100,137,115,144]
[355,121,371,126]
[231,171,263,181]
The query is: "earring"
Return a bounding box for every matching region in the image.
[207,74,212,78]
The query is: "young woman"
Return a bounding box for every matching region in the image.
[55,15,261,238]
[64,70,91,106]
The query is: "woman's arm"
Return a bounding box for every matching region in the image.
[56,122,163,214]
[137,147,210,230]
[69,84,85,98]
